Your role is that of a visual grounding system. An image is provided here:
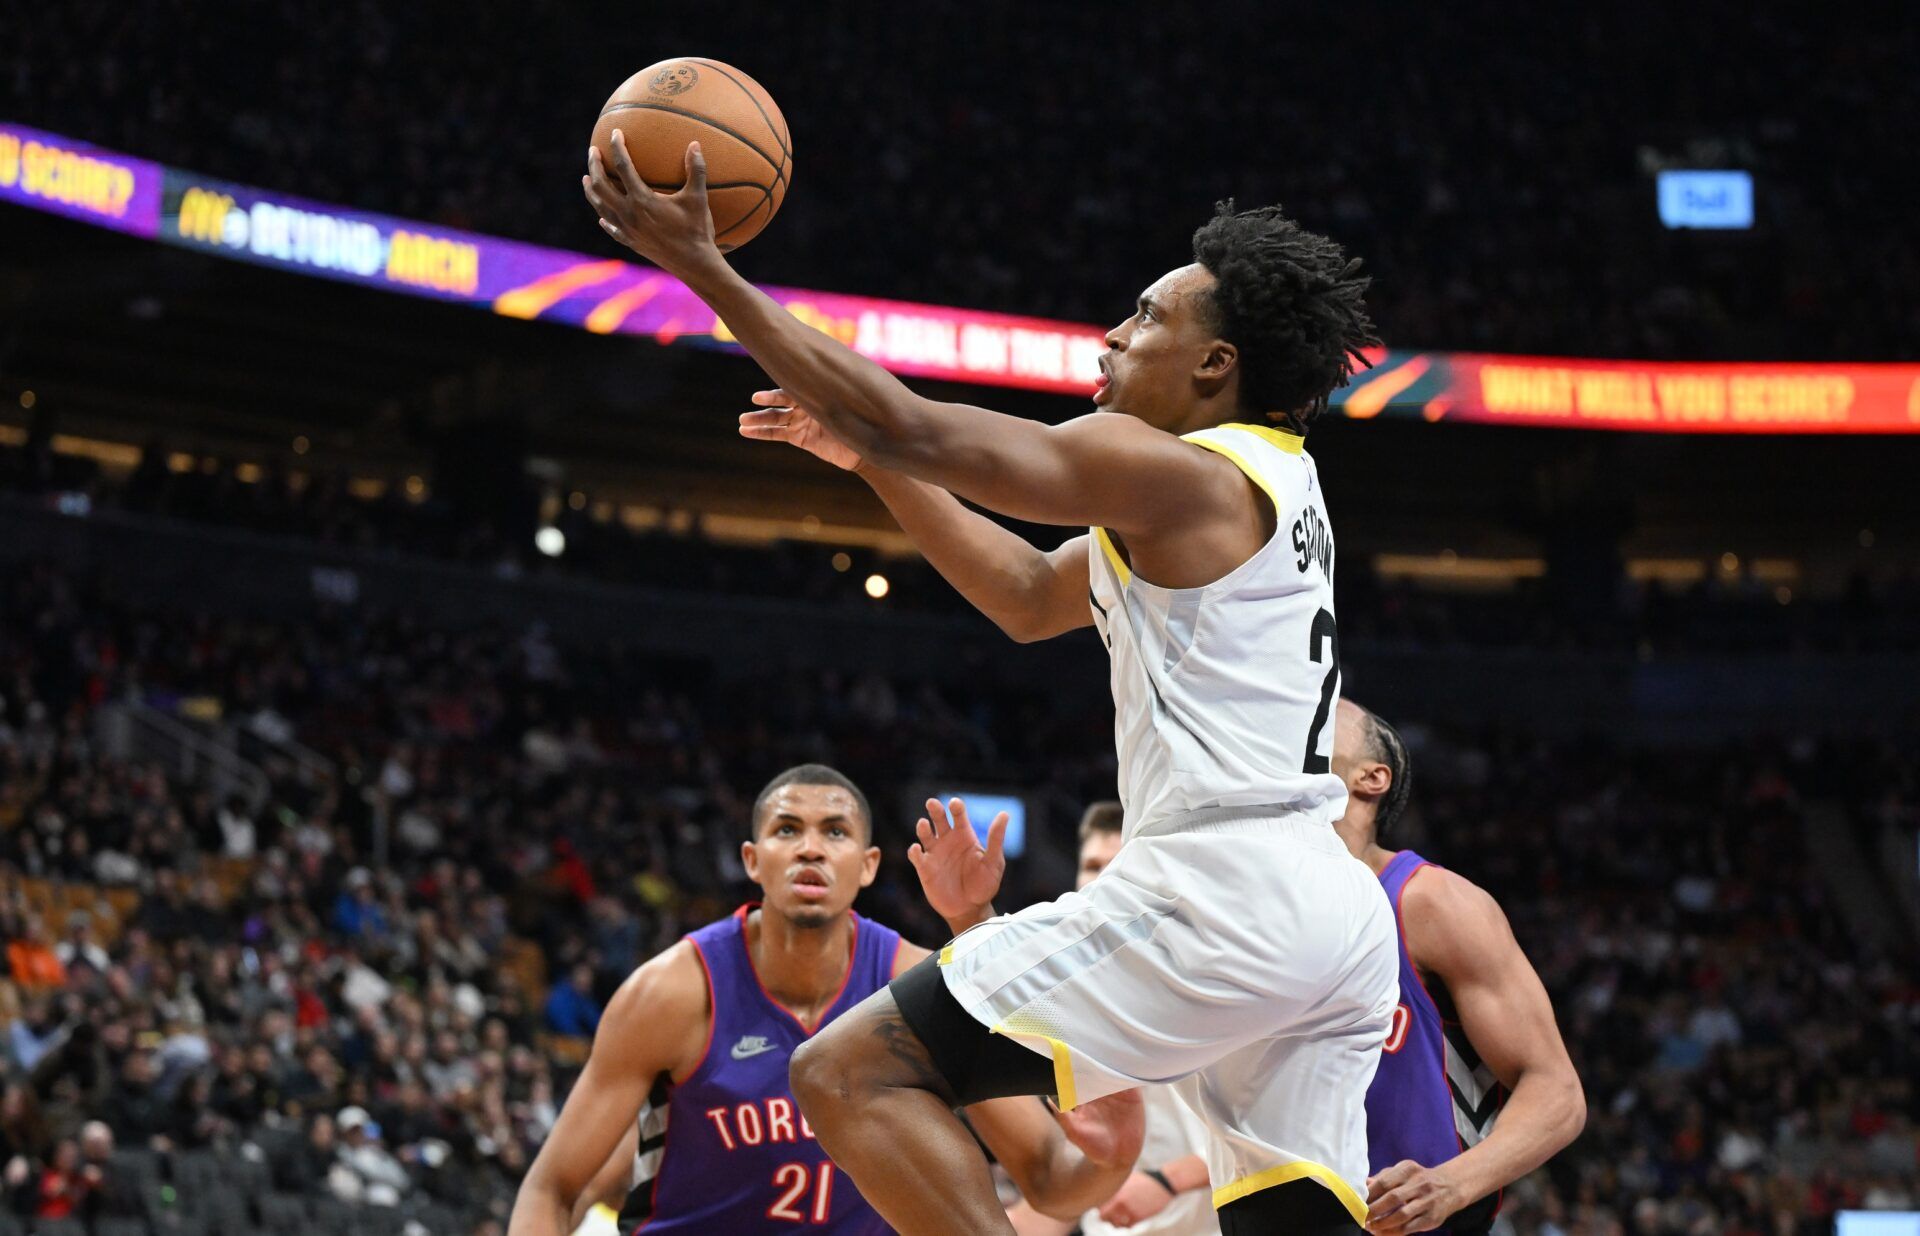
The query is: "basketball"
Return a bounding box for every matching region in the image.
[591,58,791,252]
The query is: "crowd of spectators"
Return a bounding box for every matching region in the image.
[0,557,1913,1233]
[11,3,1918,361]
[1405,730,1919,1233]
[0,561,1047,1232]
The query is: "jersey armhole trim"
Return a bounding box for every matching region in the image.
[681,939,719,1083]
[1182,435,1282,519]
[1093,526,1133,587]
[1211,1159,1367,1224]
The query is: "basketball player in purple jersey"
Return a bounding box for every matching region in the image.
[1329,702,1585,1234]
[508,764,1144,1236]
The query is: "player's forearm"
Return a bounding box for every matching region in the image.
[1439,1066,1584,1207]
[1006,1201,1078,1236]
[506,1177,575,1236]
[1024,1139,1134,1220]
[682,259,932,465]
[1161,1153,1209,1194]
[856,466,1064,642]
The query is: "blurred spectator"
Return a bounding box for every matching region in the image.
[31,1137,89,1220]
[333,868,392,942]
[271,1113,339,1195]
[328,1105,412,1207]
[0,1082,51,1172]
[53,914,109,976]
[5,916,66,990]
[76,1120,143,1221]
[542,964,601,1039]
[7,1001,65,1074]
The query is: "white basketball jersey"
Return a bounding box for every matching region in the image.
[1087,422,1347,838]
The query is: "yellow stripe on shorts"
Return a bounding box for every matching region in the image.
[990,1024,1079,1112]
[1212,1160,1368,1225]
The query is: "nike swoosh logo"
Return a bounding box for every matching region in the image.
[730,1038,779,1060]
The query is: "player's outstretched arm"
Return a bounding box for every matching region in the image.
[509,944,708,1236]
[740,394,1092,643]
[586,139,1230,538]
[1365,871,1586,1236]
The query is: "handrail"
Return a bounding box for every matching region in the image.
[231,716,336,789]
[95,702,270,813]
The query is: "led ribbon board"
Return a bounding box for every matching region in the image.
[7,123,1918,430]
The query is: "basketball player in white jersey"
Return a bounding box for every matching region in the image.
[585,136,1395,1236]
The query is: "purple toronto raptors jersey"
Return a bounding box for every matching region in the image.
[1367,851,1504,1236]
[626,905,901,1234]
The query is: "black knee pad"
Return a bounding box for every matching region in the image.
[889,953,1056,1106]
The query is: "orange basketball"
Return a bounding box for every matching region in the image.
[591,58,792,252]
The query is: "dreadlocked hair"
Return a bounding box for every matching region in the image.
[1191,201,1380,432]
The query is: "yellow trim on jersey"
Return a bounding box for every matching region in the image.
[1093,526,1133,587]
[1211,1160,1368,1224]
[938,944,955,966]
[1218,422,1306,454]
[990,1024,1080,1111]
[1182,435,1281,514]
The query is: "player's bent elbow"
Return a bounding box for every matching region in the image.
[1535,1064,1586,1151]
[997,615,1051,644]
[1561,1072,1588,1143]
[995,594,1080,644]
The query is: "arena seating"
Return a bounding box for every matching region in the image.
[1,555,1915,1232]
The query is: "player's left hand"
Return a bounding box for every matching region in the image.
[908,797,1007,929]
[1096,1169,1176,1227]
[1052,1088,1145,1169]
[583,133,720,275]
[1364,1160,1466,1234]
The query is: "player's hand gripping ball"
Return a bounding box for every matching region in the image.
[586,57,791,255]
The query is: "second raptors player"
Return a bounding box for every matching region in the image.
[507,765,1142,1234]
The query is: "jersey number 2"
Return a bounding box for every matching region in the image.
[768,1161,835,1224]
[1303,607,1339,774]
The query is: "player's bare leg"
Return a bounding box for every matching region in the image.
[791,991,1016,1236]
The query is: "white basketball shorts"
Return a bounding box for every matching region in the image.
[936,811,1397,1222]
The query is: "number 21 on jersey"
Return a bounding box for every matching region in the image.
[766,1161,835,1224]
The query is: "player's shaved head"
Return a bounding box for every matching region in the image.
[750,763,872,842]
